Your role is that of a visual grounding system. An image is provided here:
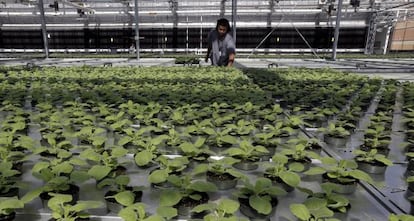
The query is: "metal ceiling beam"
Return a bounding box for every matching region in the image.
[220,0,226,17]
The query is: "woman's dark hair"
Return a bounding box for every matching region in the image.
[216,18,231,33]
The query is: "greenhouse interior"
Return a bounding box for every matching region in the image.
[1,0,414,221]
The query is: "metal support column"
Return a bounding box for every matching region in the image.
[38,0,49,58]
[134,0,140,61]
[331,0,343,61]
[220,0,226,18]
[231,0,237,44]
[365,12,377,55]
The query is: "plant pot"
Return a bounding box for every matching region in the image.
[324,135,348,148]
[406,187,414,201]
[105,188,143,214]
[233,160,258,171]
[40,184,80,207]
[357,161,387,174]
[265,175,294,192]
[175,192,209,219]
[0,212,16,221]
[359,145,390,156]
[322,173,357,194]
[0,187,19,197]
[206,171,238,190]
[238,197,277,220]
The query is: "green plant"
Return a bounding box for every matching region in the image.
[192,157,245,179]
[32,150,89,194]
[191,198,248,221]
[304,182,350,212]
[119,202,166,221]
[263,153,304,188]
[0,132,34,165]
[117,127,154,147]
[224,140,269,162]
[0,161,22,195]
[304,157,373,184]
[75,125,107,148]
[148,155,189,184]
[389,213,414,221]
[280,141,320,163]
[255,104,283,122]
[37,132,74,156]
[83,147,129,185]
[290,183,349,221]
[353,149,393,166]
[162,128,189,147]
[179,137,215,162]
[0,189,42,216]
[225,119,257,136]
[363,124,391,149]
[320,122,351,138]
[205,128,238,148]
[234,178,286,215]
[128,135,165,167]
[185,119,215,136]
[102,174,145,211]
[47,193,104,221]
[158,174,217,216]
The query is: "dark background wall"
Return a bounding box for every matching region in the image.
[0,27,367,50]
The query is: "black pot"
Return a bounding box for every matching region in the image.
[105,188,143,213]
[174,192,209,219]
[40,184,80,207]
[238,197,278,220]
[206,171,238,190]
[0,187,19,197]
[0,212,16,221]
[264,175,294,192]
[322,173,357,194]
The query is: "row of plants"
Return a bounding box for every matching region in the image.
[1,66,413,220]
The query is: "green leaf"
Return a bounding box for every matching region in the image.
[280,171,301,187]
[115,175,130,186]
[249,195,272,215]
[191,203,216,213]
[70,200,104,212]
[160,190,182,207]
[113,191,135,207]
[148,169,169,184]
[119,206,137,221]
[188,181,218,192]
[0,197,24,212]
[135,150,154,166]
[88,165,112,181]
[70,171,90,183]
[21,188,43,204]
[290,204,311,221]
[48,194,73,212]
[289,162,305,172]
[32,161,50,173]
[192,164,208,175]
[348,170,373,184]
[194,137,206,147]
[304,167,326,175]
[221,135,237,144]
[304,197,327,210]
[218,199,239,214]
[111,147,129,158]
[156,206,177,220]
